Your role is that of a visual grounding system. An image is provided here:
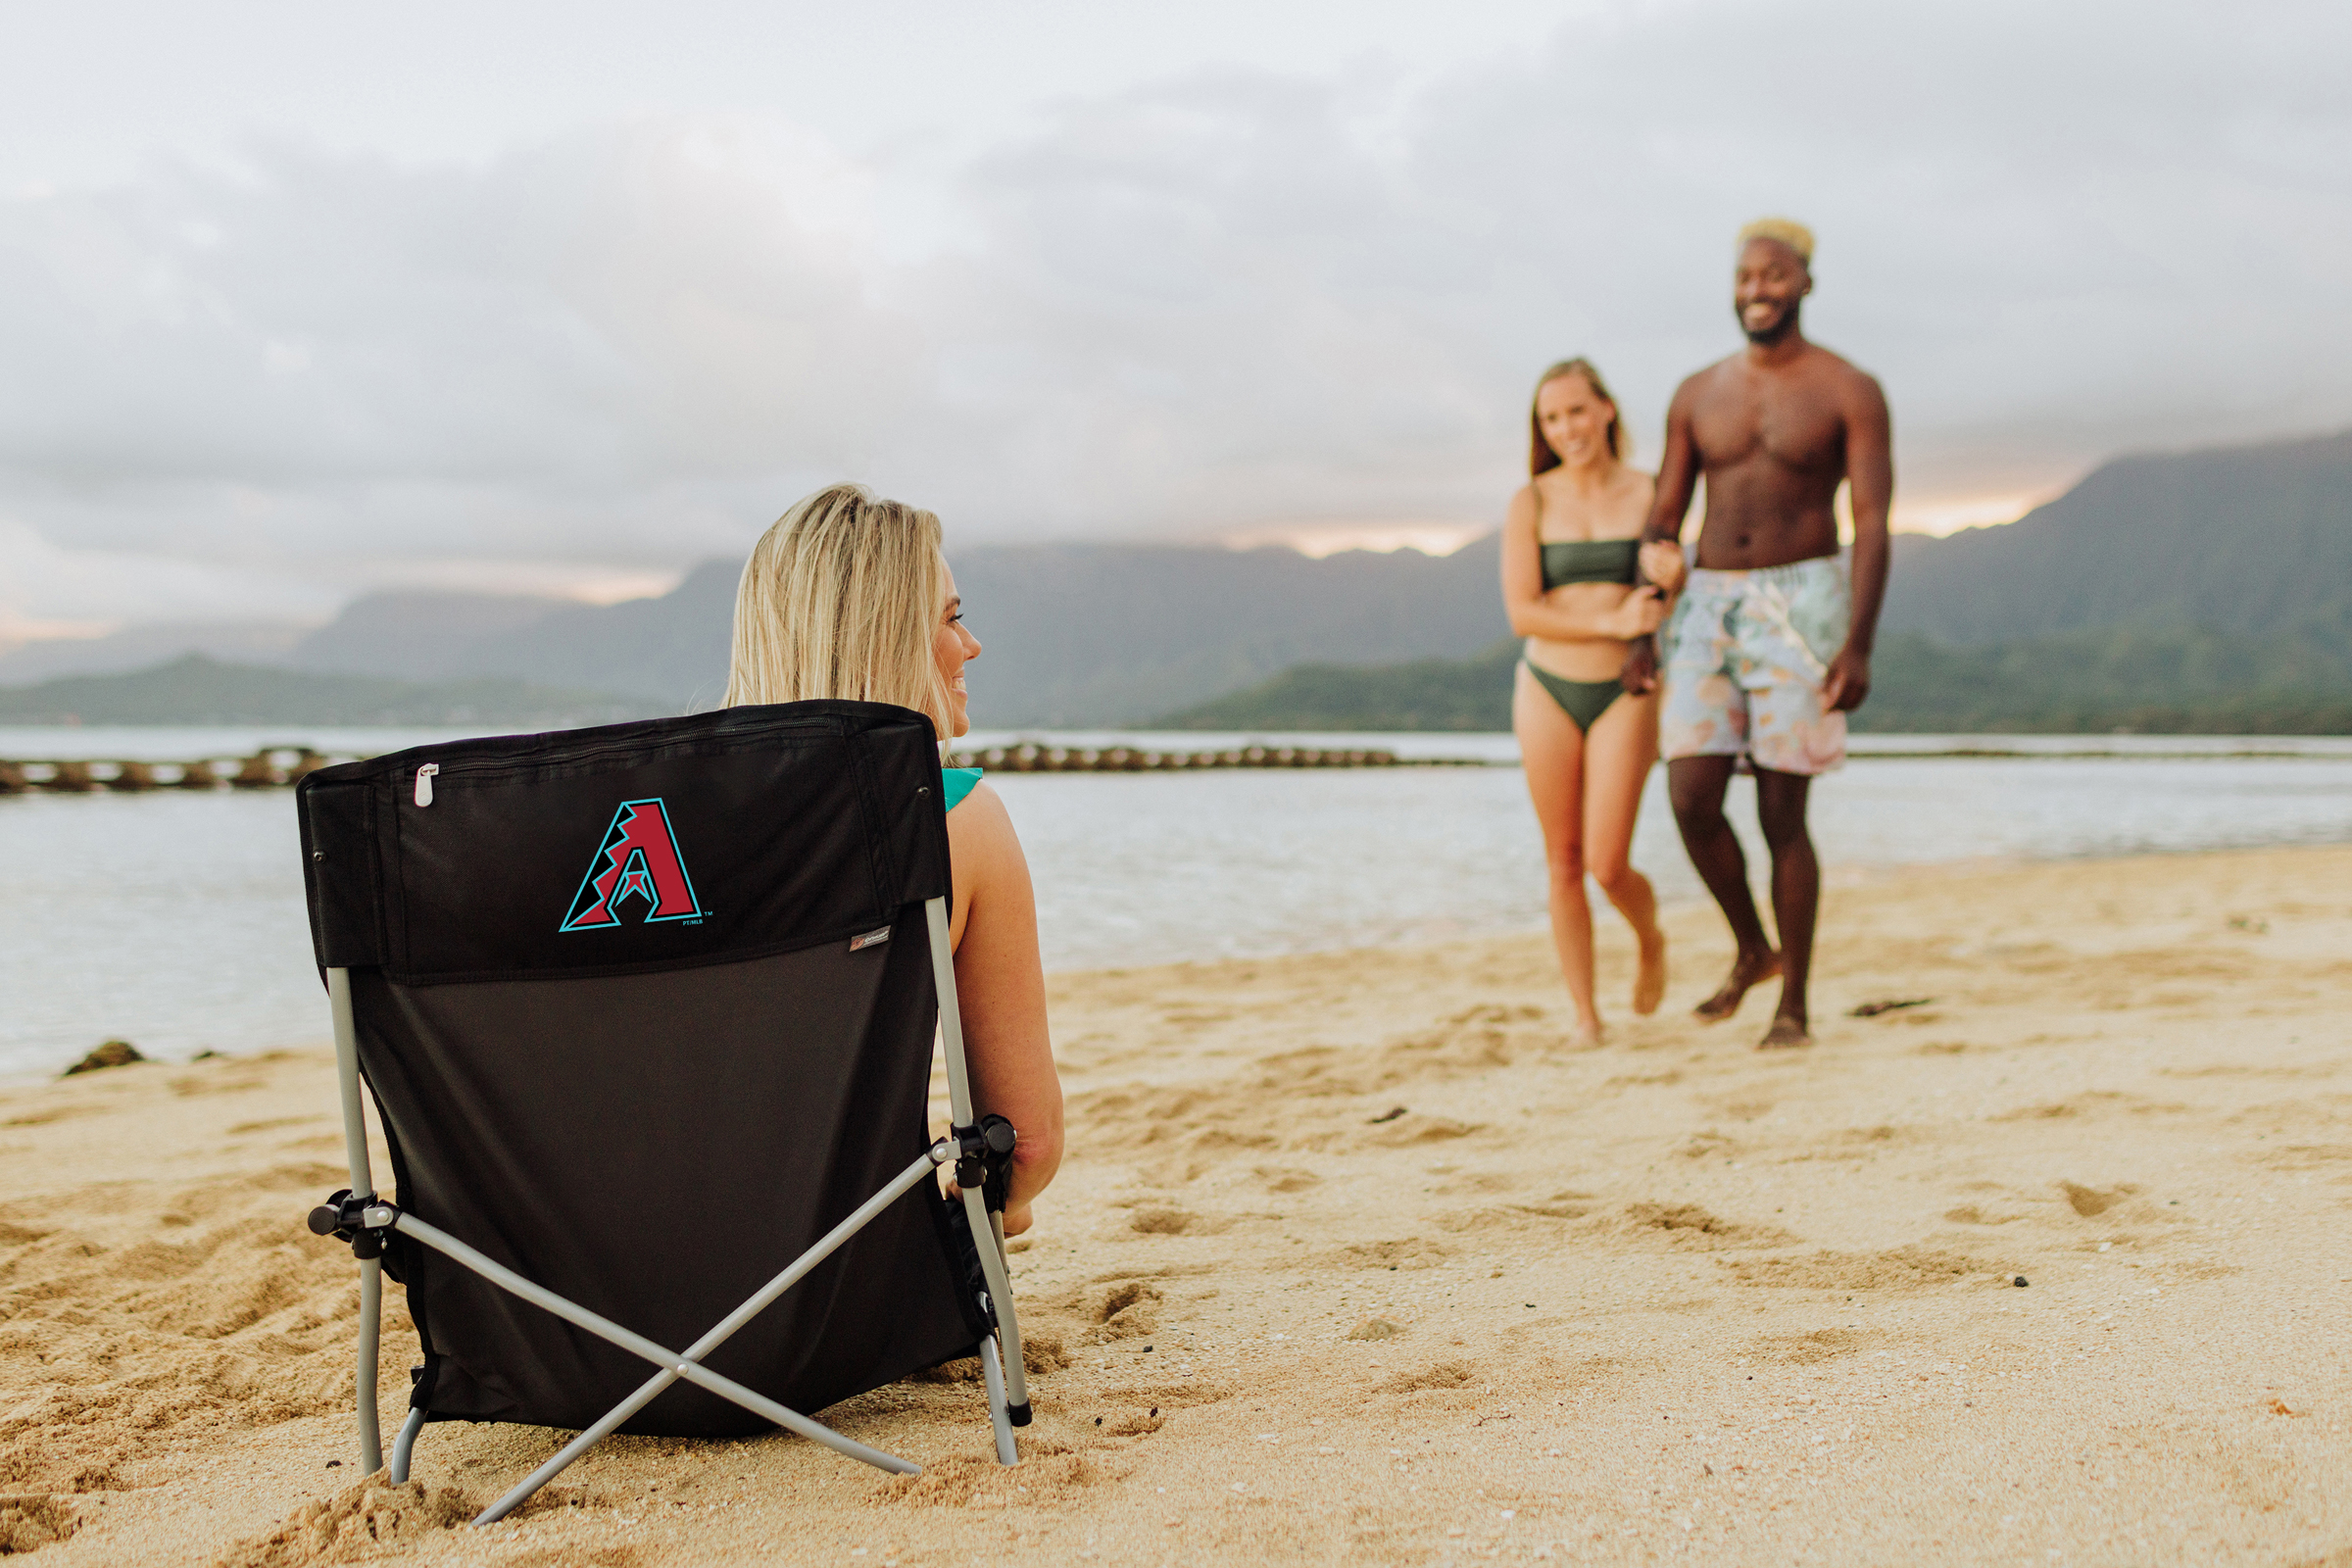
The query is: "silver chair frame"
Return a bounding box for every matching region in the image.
[324,895,1029,1524]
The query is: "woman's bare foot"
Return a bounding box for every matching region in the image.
[1756,1014,1812,1051]
[1567,1019,1606,1051]
[1694,949,1781,1023]
[1633,928,1668,1015]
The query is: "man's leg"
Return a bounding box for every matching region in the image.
[1667,756,1780,1021]
[1751,766,1818,1048]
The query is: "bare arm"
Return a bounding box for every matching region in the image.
[1623,380,1703,691]
[945,783,1063,1235]
[1642,384,1702,550]
[1500,485,1667,643]
[1823,375,1893,711]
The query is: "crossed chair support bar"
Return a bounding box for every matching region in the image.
[310,895,1032,1527]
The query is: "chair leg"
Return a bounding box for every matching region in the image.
[987,1210,1032,1424]
[388,1406,426,1484]
[356,1257,383,1473]
[979,1334,1019,1466]
[961,1188,1032,1425]
[328,967,385,1474]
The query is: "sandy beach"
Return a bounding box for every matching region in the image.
[3,844,2347,1565]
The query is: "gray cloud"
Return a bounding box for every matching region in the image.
[1,0,2346,628]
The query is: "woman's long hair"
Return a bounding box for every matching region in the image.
[723,482,954,737]
[1528,358,1629,476]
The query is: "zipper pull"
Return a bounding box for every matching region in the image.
[414,763,439,807]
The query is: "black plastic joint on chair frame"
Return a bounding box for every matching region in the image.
[308,1189,400,1260]
[951,1114,1018,1215]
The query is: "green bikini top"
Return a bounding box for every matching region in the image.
[1541,537,1641,590]
[943,766,982,812]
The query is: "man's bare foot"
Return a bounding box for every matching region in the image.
[1567,1020,1606,1051]
[1694,950,1781,1023]
[1756,1014,1812,1051]
[1633,929,1668,1015]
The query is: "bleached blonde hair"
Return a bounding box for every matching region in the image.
[723,482,955,737]
[1739,217,1815,266]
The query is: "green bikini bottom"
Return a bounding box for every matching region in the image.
[1524,661,1623,734]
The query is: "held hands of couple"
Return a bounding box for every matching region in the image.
[1639,541,1688,594]
[1607,586,1668,641]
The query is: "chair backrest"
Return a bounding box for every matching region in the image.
[298,702,986,1436]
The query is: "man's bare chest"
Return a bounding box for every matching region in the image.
[1691,381,1846,475]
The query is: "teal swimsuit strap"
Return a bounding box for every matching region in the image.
[1523,662,1622,734]
[942,766,983,812]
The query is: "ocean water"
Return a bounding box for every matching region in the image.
[4,726,2351,1078]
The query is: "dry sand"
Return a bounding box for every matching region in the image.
[3,845,2349,1566]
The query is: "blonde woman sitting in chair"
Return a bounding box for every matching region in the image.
[726,482,1064,1235]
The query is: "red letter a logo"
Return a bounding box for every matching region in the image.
[560,798,704,931]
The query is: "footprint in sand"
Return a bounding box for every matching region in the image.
[1611,1201,1797,1250]
[1723,1245,1988,1292]
[1753,1327,1874,1364]
[1378,1360,1476,1395]
[2057,1180,2139,1217]
[1338,1238,1454,1271]
[0,1496,78,1553]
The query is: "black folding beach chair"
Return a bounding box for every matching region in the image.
[294,702,1030,1525]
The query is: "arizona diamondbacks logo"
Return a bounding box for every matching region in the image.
[560,798,704,932]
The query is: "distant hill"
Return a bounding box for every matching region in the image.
[289,591,569,678]
[948,538,1506,723]
[244,541,1511,724]
[1884,427,2352,644]
[7,426,2344,729]
[0,655,659,727]
[354,563,748,709]
[0,620,310,684]
[1159,624,2352,735]
[1163,639,1521,731]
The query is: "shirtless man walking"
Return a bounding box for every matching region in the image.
[1625,218,1891,1049]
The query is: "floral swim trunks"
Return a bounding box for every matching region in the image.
[1660,555,1851,776]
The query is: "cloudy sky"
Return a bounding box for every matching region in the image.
[2,0,2347,638]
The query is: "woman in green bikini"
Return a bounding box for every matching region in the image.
[1501,360,1671,1046]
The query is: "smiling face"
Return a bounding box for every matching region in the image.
[1735,237,1812,344]
[932,563,981,738]
[1535,371,1617,469]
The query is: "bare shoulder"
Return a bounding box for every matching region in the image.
[1675,357,1739,405]
[950,780,1035,911]
[949,779,1018,838]
[1804,343,1886,404]
[1505,482,1542,527]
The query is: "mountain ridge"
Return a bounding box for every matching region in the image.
[4,424,2345,730]
[1884,426,2352,644]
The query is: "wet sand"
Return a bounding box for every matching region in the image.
[2,845,2347,1565]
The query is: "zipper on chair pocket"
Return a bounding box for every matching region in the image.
[413,763,439,807]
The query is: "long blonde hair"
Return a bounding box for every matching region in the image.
[723,482,954,736]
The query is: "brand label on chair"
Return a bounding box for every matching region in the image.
[560,798,705,931]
